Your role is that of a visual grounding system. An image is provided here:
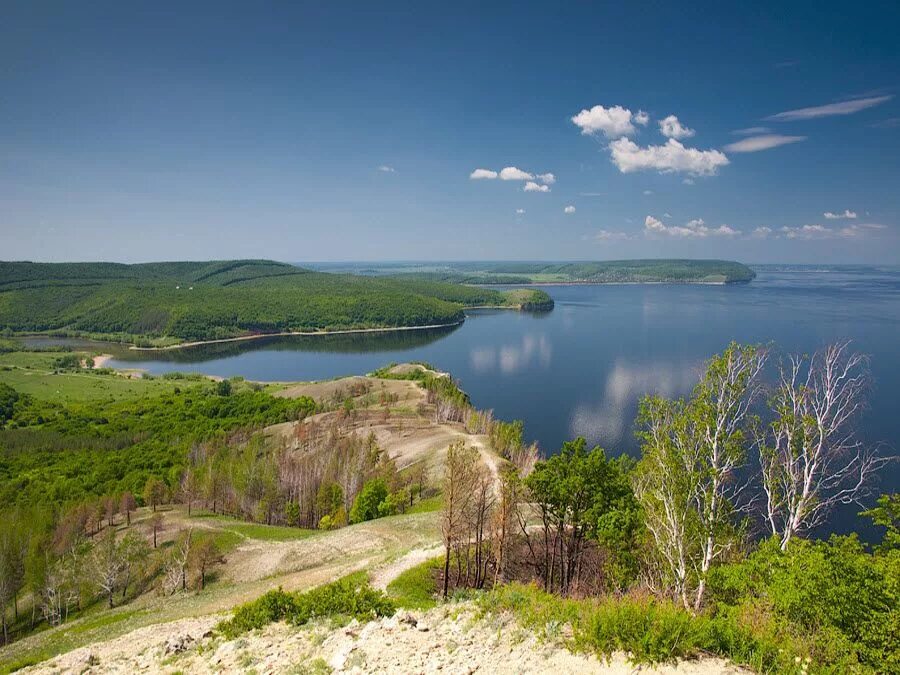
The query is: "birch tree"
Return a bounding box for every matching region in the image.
[634,343,765,610]
[760,342,888,550]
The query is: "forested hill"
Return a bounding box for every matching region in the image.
[0,260,553,345]
[311,259,756,284]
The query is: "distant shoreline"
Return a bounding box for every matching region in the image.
[476,280,730,287]
[127,319,466,352]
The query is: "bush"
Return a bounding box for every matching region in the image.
[217,574,395,638]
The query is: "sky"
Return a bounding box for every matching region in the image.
[2,1,900,264]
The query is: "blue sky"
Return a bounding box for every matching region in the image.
[2,1,899,263]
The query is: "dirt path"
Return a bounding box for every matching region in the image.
[370,544,444,590]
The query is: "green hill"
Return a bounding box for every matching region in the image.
[0,260,553,345]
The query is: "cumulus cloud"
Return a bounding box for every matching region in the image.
[766,95,892,121]
[838,223,887,237]
[634,110,650,126]
[823,209,857,220]
[732,127,773,135]
[752,226,773,238]
[659,115,696,139]
[682,178,695,185]
[377,165,396,172]
[564,205,576,214]
[588,229,631,242]
[724,134,806,153]
[644,215,738,238]
[643,190,653,195]
[499,166,534,181]
[609,138,729,176]
[781,224,830,239]
[469,168,498,179]
[536,172,556,185]
[524,181,550,193]
[571,104,641,138]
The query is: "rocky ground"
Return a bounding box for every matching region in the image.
[24,603,748,675]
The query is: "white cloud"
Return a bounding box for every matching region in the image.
[499,166,534,181]
[469,168,498,179]
[571,104,640,138]
[732,127,773,135]
[823,209,857,220]
[663,212,672,218]
[766,95,892,121]
[634,110,650,126]
[724,134,806,153]
[643,189,653,195]
[781,224,830,239]
[659,115,696,139]
[564,205,576,214]
[838,223,886,237]
[752,226,773,238]
[536,172,556,185]
[516,208,525,214]
[610,138,729,176]
[645,215,739,238]
[682,178,695,185]
[589,229,631,242]
[523,181,550,193]
[377,165,395,173]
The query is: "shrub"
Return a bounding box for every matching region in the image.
[217,574,395,639]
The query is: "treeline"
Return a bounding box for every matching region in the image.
[438,342,898,672]
[0,383,317,508]
[0,260,553,342]
[448,259,756,283]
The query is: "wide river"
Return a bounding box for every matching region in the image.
[42,265,900,533]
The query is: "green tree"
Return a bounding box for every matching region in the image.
[349,479,388,524]
[143,477,167,512]
[525,437,636,595]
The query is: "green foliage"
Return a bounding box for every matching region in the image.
[0,386,316,508]
[349,478,388,524]
[385,556,443,610]
[217,574,395,639]
[485,583,797,672]
[708,536,900,671]
[0,383,22,426]
[861,493,900,552]
[525,438,639,592]
[0,260,551,342]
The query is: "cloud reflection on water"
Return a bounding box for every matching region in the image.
[469,334,552,374]
[569,358,700,450]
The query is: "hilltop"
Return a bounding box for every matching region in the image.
[0,260,552,346]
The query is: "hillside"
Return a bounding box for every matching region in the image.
[0,260,553,344]
[313,259,756,284]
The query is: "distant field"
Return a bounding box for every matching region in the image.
[0,260,552,344]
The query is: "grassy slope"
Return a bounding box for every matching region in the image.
[0,260,552,344]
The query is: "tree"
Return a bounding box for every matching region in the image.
[349,478,388,524]
[0,519,25,644]
[148,513,164,548]
[526,438,634,595]
[759,342,888,550]
[104,495,118,528]
[189,536,225,590]
[163,528,193,594]
[634,343,765,610]
[91,529,125,609]
[120,492,137,526]
[118,531,150,601]
[143,477,167,512]
[861,493,900,552]
[440,442,478,598]
[180,468,201,517]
